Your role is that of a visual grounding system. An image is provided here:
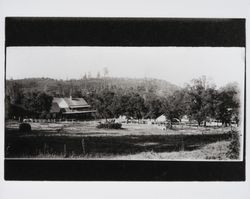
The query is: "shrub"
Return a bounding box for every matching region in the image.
[96,122,122,129]
[46,113,51,119]
[19,123,32,133]
[227,130,240,159]
[39,112,47,119]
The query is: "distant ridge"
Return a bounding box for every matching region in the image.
[6,77,180,98]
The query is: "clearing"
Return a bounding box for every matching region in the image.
[5,120,238,160]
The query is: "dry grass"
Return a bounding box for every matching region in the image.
[21,141,231,160]
[5,120,237,160]
[6,120,235,137]
[108,141,231,160]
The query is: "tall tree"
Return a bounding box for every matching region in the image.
[215,83,240,126]
[5,96,11,119]
[116,94,132,119]
[145,98,163,119]
[23,91,53,117]
[6,82,24,104]
[88,71,92,79]
[103,67,109,77]
[83,73,87,79]
[185,76,216,126]
[95,90,115,120]
[97,71,101,78]
[162,90,186,128]
[36,92,53,113]
[203,87,218,126]
[128,93,146,120]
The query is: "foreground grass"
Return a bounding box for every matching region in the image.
[5,120,240,160]
[6,129,233,160]
[110,141,231,160]
[14,140,231,160]
[5,120,234,137]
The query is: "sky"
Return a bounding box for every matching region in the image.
[6,47,245,88]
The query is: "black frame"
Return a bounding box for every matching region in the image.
[4,17,246,181]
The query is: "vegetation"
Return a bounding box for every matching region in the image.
[161,90,186,128]
[5,122,233,159]
[96,122,122,129]
[5,74,242,160]
[227,130,240,159]
[19,123,31,133]
[5,76,240,128]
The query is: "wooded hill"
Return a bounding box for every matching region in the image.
[6,77,180,98]
[5,76,240,127]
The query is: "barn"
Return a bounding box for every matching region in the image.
[50,97,96,120]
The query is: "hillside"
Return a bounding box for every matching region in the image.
[6,77,180,98]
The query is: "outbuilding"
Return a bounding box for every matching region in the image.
[155,114,167,123]
[50,96,96,120]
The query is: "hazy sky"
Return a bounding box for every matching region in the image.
[6,47,245,88]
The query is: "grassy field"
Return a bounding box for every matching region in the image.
[5,120,238,160]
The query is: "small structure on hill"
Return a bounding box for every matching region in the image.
[50,96,96,120]
[180,115,189,123]
[116,115,127,123]
[156,114,167,123]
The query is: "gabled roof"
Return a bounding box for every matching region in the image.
[52,97,90,109]
[63,97,90,108]
[53,98,68,108]
[156,114,167,122]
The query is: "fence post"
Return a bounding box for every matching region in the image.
[44,143,47,154]
[81,138,86,155]
[181,134,184,151]
[64,144,67,157]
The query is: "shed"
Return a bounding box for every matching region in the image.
[156,114,167,122]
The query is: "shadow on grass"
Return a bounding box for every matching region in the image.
[5,128,232,158]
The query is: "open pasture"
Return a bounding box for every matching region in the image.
[5,120,236,159]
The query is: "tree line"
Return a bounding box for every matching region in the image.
[5,76,240,127]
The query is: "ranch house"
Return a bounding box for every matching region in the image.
[50,96,96,120]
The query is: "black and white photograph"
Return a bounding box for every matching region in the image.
[1,0,250,198]
[5,46,245,161]
[3,17,247,182]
